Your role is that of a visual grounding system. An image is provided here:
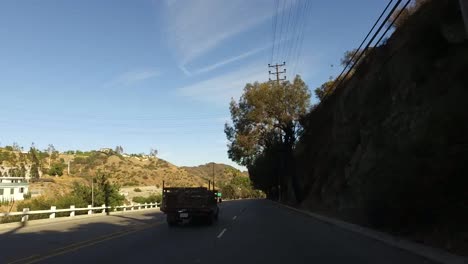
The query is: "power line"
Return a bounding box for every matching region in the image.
[291,0,312,78]
[280,0,294,61]
[271,0,280,64]
[374,0,411,47]
[331,0,395,88]
[286,0,305,63]
[288,0,309,78]
[323,0,403,101]
[276,0,288,62]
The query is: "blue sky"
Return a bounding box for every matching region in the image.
[0,0,388,169]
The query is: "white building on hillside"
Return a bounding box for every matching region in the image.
[0,177,29,201]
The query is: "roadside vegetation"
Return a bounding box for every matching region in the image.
[132,194,162,204]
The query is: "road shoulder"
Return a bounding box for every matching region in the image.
[279,203,467,264]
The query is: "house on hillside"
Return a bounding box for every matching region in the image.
[0,165,38,181]
[0,177,29,201]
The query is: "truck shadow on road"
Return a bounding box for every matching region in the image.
[0,211,164,263]
[166,218,219,229]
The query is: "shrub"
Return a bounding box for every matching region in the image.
[132,193,162,204]
[132,196,146,204]
[134,188,142,192]
[0,199,14,206]
[23,192,32,200]
[48,163,66,176]
[71,173,125,207]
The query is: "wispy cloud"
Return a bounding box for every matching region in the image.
[176,61,267,106]
[192,45,269,75]
[163,0,295,72]
[104,69,160,87]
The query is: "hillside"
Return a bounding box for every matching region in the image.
[181,162,248,187]
[0,147,246,198]
[277,0,467,255]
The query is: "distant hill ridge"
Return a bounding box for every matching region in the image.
[0,147,246,196]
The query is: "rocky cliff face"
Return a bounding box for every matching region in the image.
[293,0,467,236]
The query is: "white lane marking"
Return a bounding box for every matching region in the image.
[232,216,237,220]
[217,228,227,239]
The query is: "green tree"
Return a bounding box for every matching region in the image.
[48,162,65,176]
[231,175,251,188]
[314,80,336,101]
[4,145,14,151]
[12,142,21,152]
[149,148,158,158]
[340,48,367,68]
[225,75,310,166]
[71,172,124,207]
[28,147,41,179]
[46,144,56,168]
[225,75,310,202]
[220,185,235,199]
[315,48,371,102]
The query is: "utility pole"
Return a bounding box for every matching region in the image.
[48,151,52,168]
[91,177,94,207]
[268,62,287,202]
[212,163,215,191]
[67,160,71,175]
[268,62,287,84]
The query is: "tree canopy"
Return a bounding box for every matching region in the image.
[314,80,336,102]
[225,75,311,202]
[71,172,124,207]
[225,75,311,167]
[114,146,124,155]
[149,148,158,158]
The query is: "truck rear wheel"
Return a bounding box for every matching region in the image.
[205,215,213,225]
[167,214,177,227]
[205,212,216,225]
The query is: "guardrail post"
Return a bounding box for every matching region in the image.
[113,206,117,212]
[123,206,127,212]
[70,205,75,217]
[88,205,92,215]
[50,206,56,219]
[131,203,134,211]
[144,203,148,209]
[101,204,106,214]
[138,204,141,210]
[21,208,29,222]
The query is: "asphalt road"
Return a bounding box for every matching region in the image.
[0,199,435,264]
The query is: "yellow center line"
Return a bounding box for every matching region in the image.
[8,222,162,264]
[7,254,40,264]
[6,227,137,264]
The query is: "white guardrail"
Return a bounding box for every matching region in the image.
[0,202,160,223]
